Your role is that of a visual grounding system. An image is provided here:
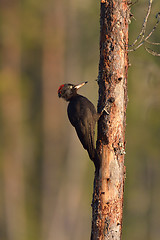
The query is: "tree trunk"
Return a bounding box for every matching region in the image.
[91,1,129,239]
[41,1,66,239]
[0,1,27,240]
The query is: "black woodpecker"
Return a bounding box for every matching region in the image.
[58,82,100,170]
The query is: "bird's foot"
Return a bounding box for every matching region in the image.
[98,97,115,119]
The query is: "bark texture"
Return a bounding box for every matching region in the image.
[91,1,129,239]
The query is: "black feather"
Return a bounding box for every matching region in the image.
[67,95,99,169]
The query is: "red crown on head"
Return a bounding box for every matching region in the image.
[58,84,64,94]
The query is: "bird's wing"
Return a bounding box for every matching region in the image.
[74,114,95,160]
[67,96,96,160]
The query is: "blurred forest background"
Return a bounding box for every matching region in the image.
[0,0,160,240]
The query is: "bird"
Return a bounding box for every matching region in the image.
[58,81,100,170]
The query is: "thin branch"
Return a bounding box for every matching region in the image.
[128,7,160,55]
[128,0,138,8]
[145,40,160,45]
[128,14,160,52]
[145,12,160,41]
[128,41,144,51]
[129,0,153,48]
[145,46,160,56]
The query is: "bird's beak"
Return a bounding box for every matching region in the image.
[74,81,88,90]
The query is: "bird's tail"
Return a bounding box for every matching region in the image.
[87,147,100,171]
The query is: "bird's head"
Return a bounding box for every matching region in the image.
[58,82,88,101]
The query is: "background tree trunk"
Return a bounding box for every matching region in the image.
[41,1,66,238]
[91,1,129,239]
[1,1,27,240]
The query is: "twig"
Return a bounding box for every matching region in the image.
[145,12,160,41]
[128,2,160,55]
[129,0,153,48]
[145,40,160,45]
[145,46,160,56]
[128,13,160,52]
[128,0,138,8]
[128,41,144,51]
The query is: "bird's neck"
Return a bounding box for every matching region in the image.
[68,93,82,101]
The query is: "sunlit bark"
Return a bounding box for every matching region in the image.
[91,1,129,239]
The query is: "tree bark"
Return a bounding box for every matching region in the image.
[91,1,129,239]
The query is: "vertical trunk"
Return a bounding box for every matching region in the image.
[91,1,129,239]
[0,2,27,240]
[41,1,66,239]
